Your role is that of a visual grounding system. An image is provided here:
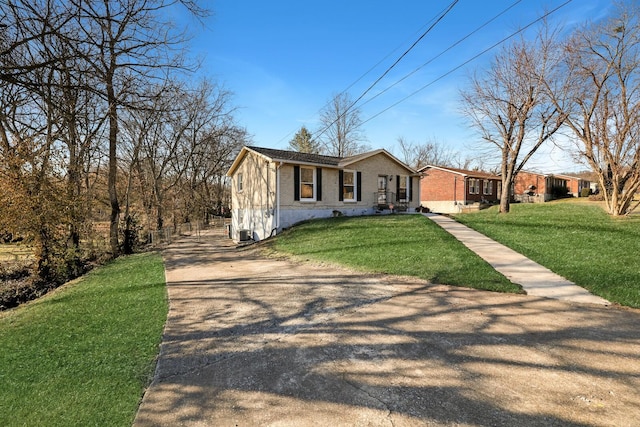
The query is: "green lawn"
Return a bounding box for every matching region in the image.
[0,252,167,427]
[267,214,520,293]
[455,200,640,308]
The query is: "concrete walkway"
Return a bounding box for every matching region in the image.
[426,214,610,305]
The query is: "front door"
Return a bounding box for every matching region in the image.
[378,175,388,205]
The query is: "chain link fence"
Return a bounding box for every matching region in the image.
[146,216,230,247]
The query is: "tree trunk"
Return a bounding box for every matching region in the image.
[107,66,120,258]
[499,189,511,213]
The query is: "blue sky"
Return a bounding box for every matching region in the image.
[185,0,614,172]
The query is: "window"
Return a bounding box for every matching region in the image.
[398,175,408,201]
[469,178,480,195]
[294,166,322,201]
[300,166,315,200]
[342,170,356,201]
[483,180,493,195]
[237,173,243,191]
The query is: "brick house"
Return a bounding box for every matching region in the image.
[226,146,420,241]
[554,174,592,197]
[418,165,501,214]
[513,171,591,202]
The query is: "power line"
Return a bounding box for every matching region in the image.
[358,0,523,110]
[313,0,460,143]
[276,1,459,146]
[360,0,573,127]
[339,2,458,98]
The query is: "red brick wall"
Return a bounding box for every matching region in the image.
[566,178,579,194]
[421,168,501,203]
[514,172,548,195]
[420,168,466,202]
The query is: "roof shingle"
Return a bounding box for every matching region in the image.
[247,146,342,166]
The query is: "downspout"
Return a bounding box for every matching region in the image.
[273,162,283,236]
[454,176,457,205]
[266,160,270,213]
[265,160,270,239]
[464,177,468,205]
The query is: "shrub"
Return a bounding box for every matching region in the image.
[580,187,592,197]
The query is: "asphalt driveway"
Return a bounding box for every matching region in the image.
[134,227,640,426]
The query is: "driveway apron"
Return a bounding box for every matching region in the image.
[134,227,640,426]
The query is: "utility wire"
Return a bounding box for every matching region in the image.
[338,2,457,98]
[360,0,573,127]
[347,0,459,113]
[313,0,460,142]
[276,0,459,145]
[358,0,523,110]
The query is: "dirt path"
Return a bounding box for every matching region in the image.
[134,227,640,426]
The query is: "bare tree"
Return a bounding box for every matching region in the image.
[460,28,565,213]
[70,0,206,257]
[547,3,640,216]
[396,136,459,169]
[318,93,368,157]
[0,0,91,283]
[0,0,74,88]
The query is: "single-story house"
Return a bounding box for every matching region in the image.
[226,146,420,241]
[513,171,591,202]
[513,171,552,202]
[554,174,591,197]
[418,165,502,214]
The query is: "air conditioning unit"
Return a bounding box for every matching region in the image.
[239,229,251,241]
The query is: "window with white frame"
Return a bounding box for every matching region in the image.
[300,166,315,200]
[342,170,356,201]
[469,178,480,194]
[237,173,243,191]
[483,179,493,195]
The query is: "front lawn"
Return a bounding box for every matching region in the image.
[455,200,640,308]
[0,252,167,427]
[267,214,519,293]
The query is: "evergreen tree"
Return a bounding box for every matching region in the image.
[288,126,319,153]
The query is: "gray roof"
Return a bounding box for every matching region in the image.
[247,146,342,166]
[226,145,417,177]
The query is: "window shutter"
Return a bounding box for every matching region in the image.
[338,170,344,201]
[316,168,322,201]
[409,176,413,201]
[357,171,362,201]
[294,166,300,201]
[396,175,400,201]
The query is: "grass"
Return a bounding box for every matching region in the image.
[0,252,168,427]
[455,200,640,308]
[267,214,519,293]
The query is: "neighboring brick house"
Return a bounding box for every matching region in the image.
[226,146,420,241]
[513,171,591,202]
[418,165,501,214]
[554,174,592,197]
[513,171,551,202]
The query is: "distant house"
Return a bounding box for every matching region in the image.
[554,174,592,197]
[226,146,420,241]
[513,171,552,202]
[513,171,591,202]
[418,165,501,214]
